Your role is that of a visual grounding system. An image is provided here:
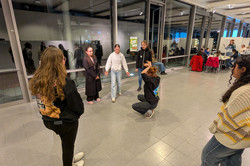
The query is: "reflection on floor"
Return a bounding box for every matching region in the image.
[1,68,250,166]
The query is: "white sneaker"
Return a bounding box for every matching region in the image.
[73,152,84,163]
[112,98,116,103]
[118,92,122,96]
[72,159,84,166]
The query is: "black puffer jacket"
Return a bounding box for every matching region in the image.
[136,48,152,69]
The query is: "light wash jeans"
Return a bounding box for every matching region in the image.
[138,68,143,88]
[201,136,244,166]
[111,70,122,98]
[152,62,165,72]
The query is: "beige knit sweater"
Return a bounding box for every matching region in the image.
[209,83,250,149]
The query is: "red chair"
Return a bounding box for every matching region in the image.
[189,55,203,72]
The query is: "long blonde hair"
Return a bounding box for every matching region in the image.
[29,47,67,102]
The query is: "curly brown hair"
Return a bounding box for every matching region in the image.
[147,66,158,77]
[221,55,250,103]
[29,47,67,102]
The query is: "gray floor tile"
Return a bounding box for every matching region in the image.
[1,68,250,166]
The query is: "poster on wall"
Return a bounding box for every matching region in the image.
[193,39,199,48]
[130,37,138,51]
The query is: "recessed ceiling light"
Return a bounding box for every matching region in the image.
[228,4,233,9]
[212,10,216,13]
[241,12,246,15]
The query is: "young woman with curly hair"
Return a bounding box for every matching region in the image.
[29,47,84,166]
[201,55,250,166]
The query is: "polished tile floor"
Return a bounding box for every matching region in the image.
[1,68,250,166]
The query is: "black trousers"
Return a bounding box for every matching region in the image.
[87,93,99,101]
[43,120,79,166]
[132,94,157,115]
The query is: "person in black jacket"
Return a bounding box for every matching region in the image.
[58,44,70,70]
[135,40,152,91]
[29,47,85,166]
[83,46,102,104]
[132,60,160,119]
[227,49,239,67]
[95,41,103,65]
[22,42,36,75]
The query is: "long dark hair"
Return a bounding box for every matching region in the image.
[221,55,250,103]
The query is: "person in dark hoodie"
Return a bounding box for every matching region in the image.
[135,40,152,91]
[29,47,85,166]
[132,60,160,119]
[227,49,239,68]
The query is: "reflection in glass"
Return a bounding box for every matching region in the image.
[164,0,191,68]
[12,0,112,78]
[117,0,146,63]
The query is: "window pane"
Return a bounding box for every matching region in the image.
[0,4,23,104]
[12,0,112,77]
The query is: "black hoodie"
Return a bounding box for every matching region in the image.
[136,47,152,69]
[40,78,84,123]
[142,73,160,105]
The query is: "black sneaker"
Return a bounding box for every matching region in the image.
[137,87,141,91]
[160,72,167,75]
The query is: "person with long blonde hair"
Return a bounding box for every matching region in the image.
[29,46,84,166]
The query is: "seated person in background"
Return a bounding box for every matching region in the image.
[205,48,210,56]
[214,50,221,57]
[245,46,250,55]
[150,48,167,75]
[240,44,246,55]
[174,47,180,56]
[206,51,220,72]
[200,48,208,69]
[227,49,239,68]
[189,51,203,72]
[180,47,184,55]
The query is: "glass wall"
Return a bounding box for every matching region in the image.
[117,0,146,77]
[0,4,23,104]
[210,14,223,52]
[163,0,191,68]
[12,0,112,88]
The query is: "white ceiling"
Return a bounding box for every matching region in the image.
[180,0,250,23]
[10,0,250,25]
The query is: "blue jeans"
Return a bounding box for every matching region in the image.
[111,70,122,98]
[201,136,244,166]
[138,68,143,88]
[152,62,165,72]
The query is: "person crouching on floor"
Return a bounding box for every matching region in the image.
[132,61,160,118]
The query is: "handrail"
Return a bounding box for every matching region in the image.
[26,61,137,79]
[0,68,18,74]
[162,55,188,60]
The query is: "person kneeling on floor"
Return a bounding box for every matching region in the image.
[132,61,160,118]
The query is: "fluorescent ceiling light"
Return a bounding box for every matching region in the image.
[139,11,143,15]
